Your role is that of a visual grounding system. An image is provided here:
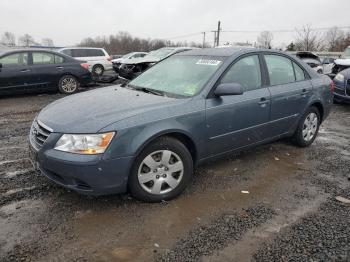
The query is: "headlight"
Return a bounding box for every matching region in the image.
[54,132,115,154]
[334,73,345,82]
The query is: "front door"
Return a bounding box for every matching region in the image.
[0,52,31,94]
[205,54,271,157]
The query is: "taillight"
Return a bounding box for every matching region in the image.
[330,81,335,93]
[80,63,89,70]
[107,56,112,61]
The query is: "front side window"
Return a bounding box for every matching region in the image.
[0,52,28,67]
[32,52,55,65]
[220,55,262,91]
[130,56,224,97]
[265,55,296,86]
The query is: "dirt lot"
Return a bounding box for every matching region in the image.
[0,86,349,262]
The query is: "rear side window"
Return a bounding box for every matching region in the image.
[32,52,55,65]
[86,49,105,57]
[55,55,64,63]
[71,49,88,57]
[293,62,305,81]
[265,55,295,85]
[220,55,262,91]
[0,52,28,67]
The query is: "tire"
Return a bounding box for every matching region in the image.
[293,106,320,147]
[58,75,79,94]
[92,64,104,76]
[129,137,193,202]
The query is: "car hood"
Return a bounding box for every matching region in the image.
[123,56,161,65]
[334,58,350,66]
[38,86,182,133]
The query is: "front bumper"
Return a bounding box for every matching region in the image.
[29,130,134,196]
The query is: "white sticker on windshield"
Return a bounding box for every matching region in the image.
[196,59,221,66]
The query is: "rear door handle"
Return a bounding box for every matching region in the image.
[20,69,31,73]
[56,66,64,70]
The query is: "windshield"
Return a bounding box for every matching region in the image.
[344,47,350,58]
[121,52,134,59]
[144,48,175,60]
[129,55,224,97]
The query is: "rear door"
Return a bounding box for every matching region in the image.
[28,51,66,91]
[263,54,312,136]
[0,51,31,94]
[205,54,271,156]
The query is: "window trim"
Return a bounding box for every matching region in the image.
[261,52,310,87]
[207,52,266,98]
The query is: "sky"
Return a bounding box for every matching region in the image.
[0,0,349,48]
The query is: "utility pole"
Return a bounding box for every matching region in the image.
[201,32,206,48]
[211,31,217,47]
[216,21,221,47]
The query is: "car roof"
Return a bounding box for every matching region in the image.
[176,47,261,57]
[59,47,105,50]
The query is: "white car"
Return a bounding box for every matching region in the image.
[111,52,148,64]
[58,47,112,76]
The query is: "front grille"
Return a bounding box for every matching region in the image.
[30,120,52,150]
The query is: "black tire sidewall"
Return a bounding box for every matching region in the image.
[294,107,320,147]
[129,137,193,202]
[58,75,79,94]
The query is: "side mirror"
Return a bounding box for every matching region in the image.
[214,83,244,97]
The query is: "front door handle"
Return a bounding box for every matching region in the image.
[20,69,31,73]
[258,97,270,106]
[56,66,64,70]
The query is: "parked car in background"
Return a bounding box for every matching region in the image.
[58,47,112,76]
[29,48,333,202]
[331,46,350,76]
[118,47,196,80]
[333,67,350,103]
[111,54,123,60]
[112,52,148,73]
[321,57,335,75]
[296,51,323,74]
[0,49,92,95]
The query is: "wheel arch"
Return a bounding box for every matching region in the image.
[310,101,324,122]
[135,130,198,165]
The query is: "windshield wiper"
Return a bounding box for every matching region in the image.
[125,84,164,96]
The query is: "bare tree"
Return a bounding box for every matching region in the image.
[324,27,344,51]
[257,31,273,49]
[18,34,35,47]
[42,38,54,47]
[295,24,323,51]
[1,31,16,46]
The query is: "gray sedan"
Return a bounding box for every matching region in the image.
[29,48,333,202]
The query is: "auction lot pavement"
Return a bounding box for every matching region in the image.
[0,87,349,262]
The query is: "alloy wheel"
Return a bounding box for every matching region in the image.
[61,77,77,93]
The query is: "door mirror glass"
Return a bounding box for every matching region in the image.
[214,83,244,96]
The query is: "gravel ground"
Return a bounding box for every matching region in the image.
[0,85,349,262]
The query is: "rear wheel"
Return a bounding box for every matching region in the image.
[92,64,104,76]
[293,107,320,147]
[129,137,193,202]
[58,75,79,94]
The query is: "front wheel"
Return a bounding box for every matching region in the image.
[129,137,193,202]
[58,75,79,94]
[293,107,320,147]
